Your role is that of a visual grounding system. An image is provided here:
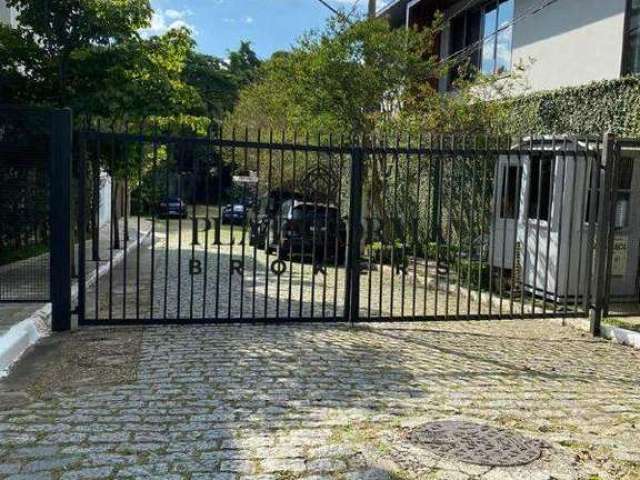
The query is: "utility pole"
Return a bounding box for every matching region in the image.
[368,0,376,18]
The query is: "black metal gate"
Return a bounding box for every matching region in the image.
[74,122,606,325]
[0,106,72,330]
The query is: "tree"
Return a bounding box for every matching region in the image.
[0,0,151,106]
[228,41,261,87]
[231,16,445,135]
[183,52,237,118]
[66,28,202,118]
[230,14,517,250]
[182,43,261,119]
[0,0,204,118]
[231,16,446,243]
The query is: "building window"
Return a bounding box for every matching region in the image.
[528,155,554,222]
[624,0,640,75]
[500,165,521,219]
[448,0,513,86]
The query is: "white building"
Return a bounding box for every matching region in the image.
[381,0,640,304]
[0,0,15,27]
[380,0,640,93]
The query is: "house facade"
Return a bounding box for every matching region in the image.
[0,0,14,27]
[380,0,640,93]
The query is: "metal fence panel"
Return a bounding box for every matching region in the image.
[0,106,52,302]
[75,124,603,325]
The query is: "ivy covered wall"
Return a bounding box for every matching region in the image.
[505,76,640,136]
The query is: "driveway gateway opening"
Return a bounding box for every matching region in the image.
[71,121,620,326]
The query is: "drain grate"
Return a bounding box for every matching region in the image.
[407,421,543,467]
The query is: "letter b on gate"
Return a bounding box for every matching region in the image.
[189,259,202,275]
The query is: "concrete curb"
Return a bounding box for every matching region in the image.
[0,227,152,378]
[558,317,640,350]
[0,305,50,377]
[601,323,640,349]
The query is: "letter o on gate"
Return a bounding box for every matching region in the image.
[270,259,287,276]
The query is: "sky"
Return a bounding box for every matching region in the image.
[140,0,391,60]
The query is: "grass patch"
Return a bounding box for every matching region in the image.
[604,318,640,333]
[0,243,48,266]
[329,422,377,445]
[275,472,300,480]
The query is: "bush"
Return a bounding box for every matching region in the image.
[365,241,407,266]
[424,242,460,263]
[455,259,491,291]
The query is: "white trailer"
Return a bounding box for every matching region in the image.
[489,138,640,304]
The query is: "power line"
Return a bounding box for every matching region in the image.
[315,0,343,16]
[313,0,357,24]
[440,0,561,66]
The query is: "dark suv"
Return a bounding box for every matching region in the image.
[250,195,346,263]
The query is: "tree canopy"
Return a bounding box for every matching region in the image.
[230,15,515,135]
[0,0,260,120]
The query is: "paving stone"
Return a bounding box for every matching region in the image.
[1,321,639,480]
[220,459,256,474]
[8,446,60,458]
[343,468,392,480]
[191,474,235,480]
[87,432,130,443]
[60,467,114,480]
[0,464,20,475]
[21,457,79,473]
[260,458,306,473]
[6,474,53,480]
[307,457,347,472]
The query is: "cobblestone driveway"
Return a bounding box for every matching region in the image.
[84,217,524,322]
[1,320,639,479]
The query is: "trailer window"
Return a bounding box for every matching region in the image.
[528,155,554,221]
[615,157,633,229]
[500,165,521,219]
[585,157,634,227]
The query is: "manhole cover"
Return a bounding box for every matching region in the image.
[407,421,542,467]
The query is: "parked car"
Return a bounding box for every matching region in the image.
[158,197,187,218]
[222,203,248,225]
[249,190,305,247]
[252,198,347,263]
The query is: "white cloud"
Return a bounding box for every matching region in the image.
[222,16,254,25]
[165,9,192,20]
[140,9,197,37]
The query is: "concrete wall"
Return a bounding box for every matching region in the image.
[512,0,627,92]
[98,172,112,228]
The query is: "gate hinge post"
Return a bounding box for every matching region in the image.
[344,143,364,325]
[50,108,73,332]
[590,131,617,337]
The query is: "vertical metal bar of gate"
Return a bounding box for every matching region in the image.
[77,124,87,326]
[49,109,73,331]
[602,140,621,318]
[590,132,616,336]
[345,144,364,323]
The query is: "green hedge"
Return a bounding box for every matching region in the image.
[455,259,491,291]
[424,242,461,263]
[365,241,407,266]
[506,75,640,136]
